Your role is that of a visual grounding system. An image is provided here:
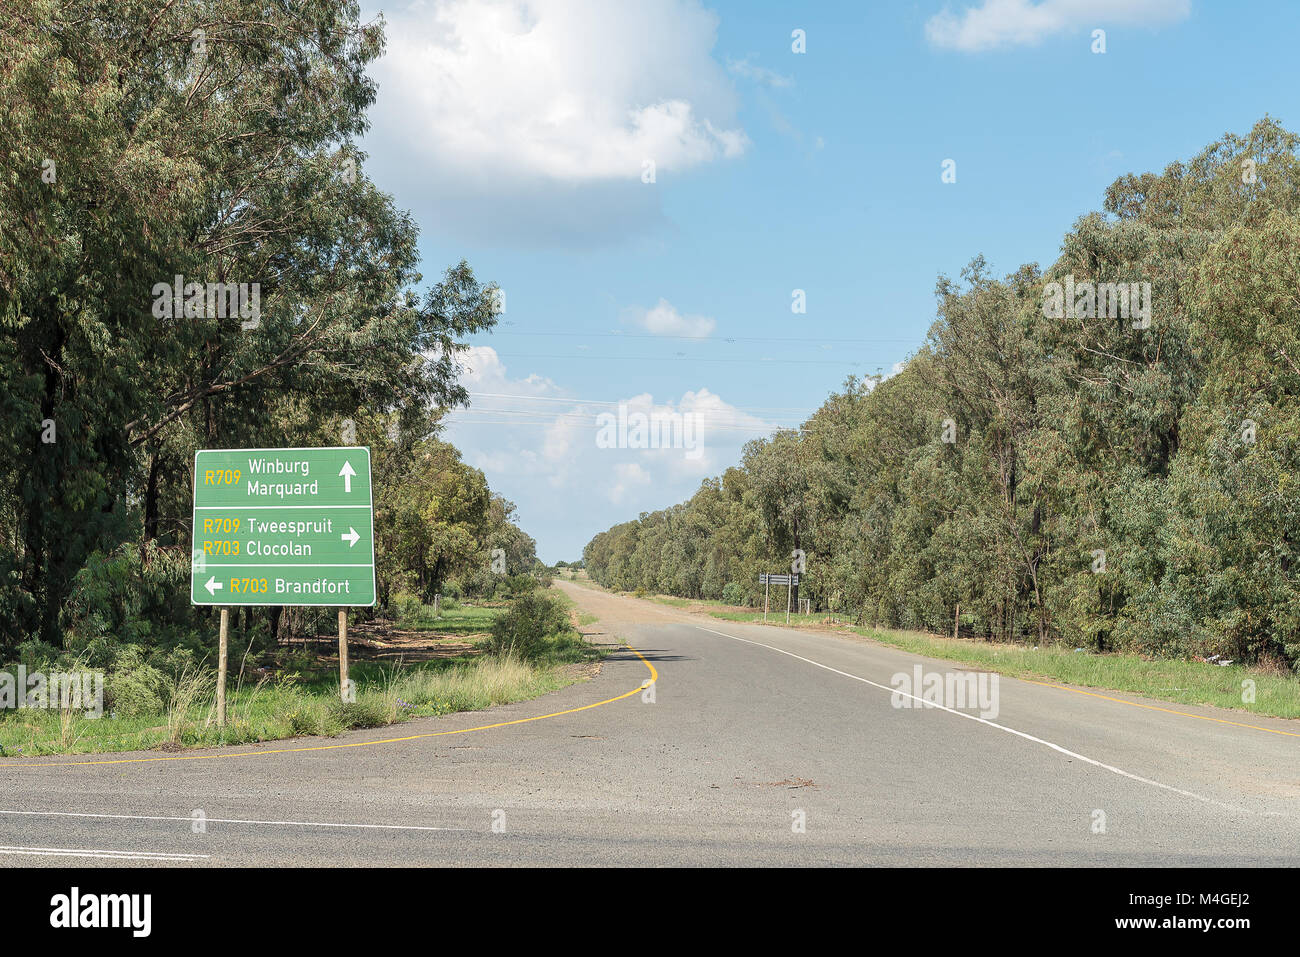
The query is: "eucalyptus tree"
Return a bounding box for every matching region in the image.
[0,1,498,646]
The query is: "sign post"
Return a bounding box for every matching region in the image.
[759,573,798,626]
[338,608,350,701]
[192,447,375,711]
[216,608,229,726]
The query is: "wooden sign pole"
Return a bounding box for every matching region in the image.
[338,608,350,701]
[216,607,229,727]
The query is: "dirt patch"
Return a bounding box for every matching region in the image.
[559,658,602,682]
[762,777,817,789]
[284,619,482,663]
[733,776,817,789]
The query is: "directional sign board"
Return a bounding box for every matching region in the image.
[759,573,798,586]
[191,447,375,606]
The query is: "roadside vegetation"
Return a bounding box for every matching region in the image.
[0,5,604,757]
[596,588,1300,719]
[0,588,600,758]
[584,118,1300,683]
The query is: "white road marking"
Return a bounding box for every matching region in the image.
[0,845,208,861]
[0,809,466,831]
[693,624,1248,814]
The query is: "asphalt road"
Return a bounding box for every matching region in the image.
[2,580,1297,866]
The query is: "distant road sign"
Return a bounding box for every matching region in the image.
[759,573,798,585]
[191,447,375,606]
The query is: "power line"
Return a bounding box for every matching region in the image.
[466,392,821,414]
[456,407,804,424]
[446,408,833,436]
[444,418,795,434]
[487,352,889,366]
[488,328,918,345]
[448,410,806,432]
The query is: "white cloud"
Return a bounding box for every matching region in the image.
[630,298,716,338]
[363,0,748,242]
[438,350,784,559]
[454,344,559,396]
[609,462,652,504]
[727,55,793,88]
[925,0,1190,52]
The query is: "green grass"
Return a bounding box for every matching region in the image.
[709,608,826,627]
[636,592,1300,720]
[546,583,599,627]
[843,626,1300,719]
[557,574,601,591]
[0,596,605,758]
[397,601,500,634]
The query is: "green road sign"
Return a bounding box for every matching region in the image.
[190,447,375,606]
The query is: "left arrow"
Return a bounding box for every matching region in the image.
[205,576,223,596]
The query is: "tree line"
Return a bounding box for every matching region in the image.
[0,1,535,666]
[585,118,1300,669]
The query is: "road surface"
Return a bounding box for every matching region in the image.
[1,581,1297,866]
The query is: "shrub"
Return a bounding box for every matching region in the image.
[391,592,423,625]
[503,573,538,597]
[285,706,323,736]
[105,645,168,717]
[13,638,60,672]
[328,697,390,730]
[455,566,493,599]
[61,542,198,656]
[721,582,746,606]
[484,592,570,660]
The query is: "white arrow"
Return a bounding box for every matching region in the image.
[342,527,360,548]
[339,460,356,493]
[204,576,223,596]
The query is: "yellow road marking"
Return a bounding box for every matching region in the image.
[0,644,658,769]
[1020,678,1300,738]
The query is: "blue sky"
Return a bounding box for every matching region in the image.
[356,0,1299,562]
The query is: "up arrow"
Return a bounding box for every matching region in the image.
[204,576,223,596]
[342,527,360,548]
[339,460,356,493]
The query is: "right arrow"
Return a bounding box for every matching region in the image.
[339,460,356,493]
[341,527,360,548]
[204,576,223,596]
